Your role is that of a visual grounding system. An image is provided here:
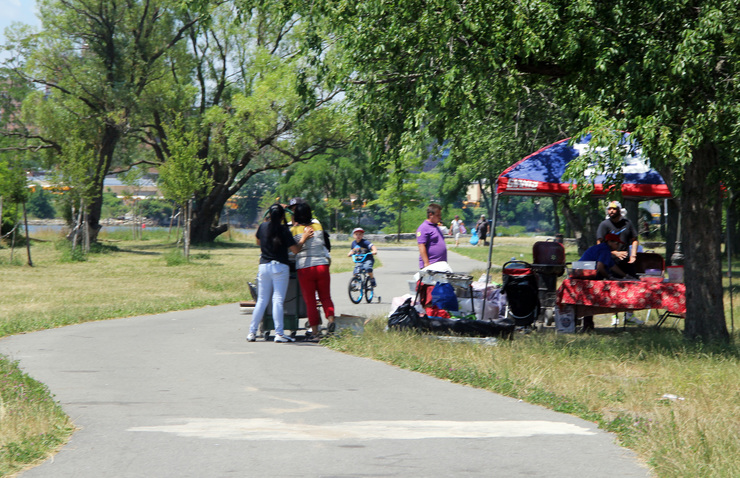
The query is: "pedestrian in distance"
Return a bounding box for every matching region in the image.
[475,215,489,246]
[449,215,464,247]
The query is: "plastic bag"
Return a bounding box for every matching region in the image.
[469,229,479,245]
[388,298,421,331]
[431,282,458,311]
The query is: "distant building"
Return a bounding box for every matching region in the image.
[26,170,163,200]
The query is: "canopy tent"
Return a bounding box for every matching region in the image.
[495,134,671,199]
[479,134,674,324]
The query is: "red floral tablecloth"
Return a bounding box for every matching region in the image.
[557,278,686,316]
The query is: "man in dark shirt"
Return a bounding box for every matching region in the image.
[596,200,639,275]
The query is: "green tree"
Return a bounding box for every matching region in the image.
[0,159,26,238]
[234,170,281,226]
[26,186,56,219]
[7,0,202,243]
[138,198,175,226]
[101,192,127,220]
[370,139,428,240]
[277,147,382,232]
[325,0,737,343]
[142,2,349,242]
[0,64,37,238]
[158,115,211,256]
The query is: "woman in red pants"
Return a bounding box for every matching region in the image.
[289,201,336,339]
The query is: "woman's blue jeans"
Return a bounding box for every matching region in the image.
[250,261,290,336]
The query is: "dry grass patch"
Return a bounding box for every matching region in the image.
[0,238,259,336]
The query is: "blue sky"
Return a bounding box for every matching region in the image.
[1,0,40,42]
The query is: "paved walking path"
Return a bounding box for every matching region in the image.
[0,247,649,477]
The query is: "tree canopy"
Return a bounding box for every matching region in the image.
[324,0,739,342]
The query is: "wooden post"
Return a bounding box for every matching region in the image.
[184,198,191,259]
[10,207,18,262]
[23,202,33,266]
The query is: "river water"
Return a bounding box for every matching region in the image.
[26,224,256,237]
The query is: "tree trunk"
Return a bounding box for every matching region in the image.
[624,199,639,227]
[552,197,560,235]
[478,178,491,215]
[184,199,191,259]
[86,127,119,243]
[190,193,229,243]
[665,198,679,262]
[396,202,402,243]
[560,198,600,256]
[681,144,729,343]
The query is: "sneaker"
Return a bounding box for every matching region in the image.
[611,315,619,326]
[246,333,256,342]
[274,334,295,343]
[370,278,377,287]
[625,312,645,325]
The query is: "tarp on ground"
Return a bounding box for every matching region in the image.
[495,133,672,199]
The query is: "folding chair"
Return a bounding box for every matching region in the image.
[655,310,685,328]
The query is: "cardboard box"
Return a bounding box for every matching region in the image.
[334,314,366,335]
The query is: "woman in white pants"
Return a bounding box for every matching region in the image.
[248,203,310,342]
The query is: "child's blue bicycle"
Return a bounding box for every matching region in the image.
[348,252,377,304]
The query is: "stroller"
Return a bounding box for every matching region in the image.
[501,260,540,330]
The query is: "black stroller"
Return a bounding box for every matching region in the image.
[501,260,540,330]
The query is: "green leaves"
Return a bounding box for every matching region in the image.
[159,115,211,206]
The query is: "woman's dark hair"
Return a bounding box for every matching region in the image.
[292,203,313,225]
[266,203,285,248]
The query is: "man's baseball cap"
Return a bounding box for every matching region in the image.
[605,233,623,244]
[352,227,365,234]
[607,200,622,209]
[288,197,304,208]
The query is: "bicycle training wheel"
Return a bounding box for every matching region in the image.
[348,275,363,304]
[363,276,375,303]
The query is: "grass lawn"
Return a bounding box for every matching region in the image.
[1,231,739,477]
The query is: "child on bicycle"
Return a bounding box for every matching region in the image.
[348,227,378,286]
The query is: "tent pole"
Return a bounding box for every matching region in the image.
[480,192,500,322]
[487,192,499,282]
